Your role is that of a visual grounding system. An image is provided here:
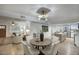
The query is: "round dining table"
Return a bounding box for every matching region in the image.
[30,39,52,50]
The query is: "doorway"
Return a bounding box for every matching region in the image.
[0,25,6,38]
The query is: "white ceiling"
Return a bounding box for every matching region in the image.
[0,4,79,24]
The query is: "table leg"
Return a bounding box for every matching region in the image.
[42,46,46,49]
[36,46,39,50]
[42,46,44,49]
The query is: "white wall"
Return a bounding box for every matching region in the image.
[0,17,65,40]
[0,19,12,37]
[30,22,52,39]
[75,30,79,47]
[0,17,31,37]
[30,22,41,34]
[30,22,65,39]
[51,24,64,34]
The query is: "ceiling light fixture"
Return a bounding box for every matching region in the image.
[12,21,15,26]
[37,7,50,21]
[38,10,48,21]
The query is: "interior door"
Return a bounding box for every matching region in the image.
[0,25,6,38]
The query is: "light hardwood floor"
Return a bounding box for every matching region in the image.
[0,37,79,55]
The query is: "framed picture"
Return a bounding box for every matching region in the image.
[42,25,48,32]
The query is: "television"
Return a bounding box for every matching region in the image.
[42,25,48,32]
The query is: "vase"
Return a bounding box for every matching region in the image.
[40,32,44,41]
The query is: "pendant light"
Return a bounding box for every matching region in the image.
[12,21,15,26]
